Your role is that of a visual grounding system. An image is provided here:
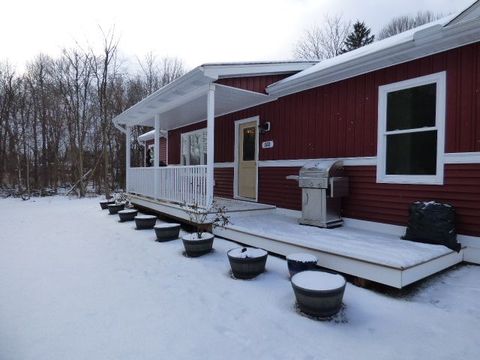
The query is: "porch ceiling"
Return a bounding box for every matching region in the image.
[115,83,273,130]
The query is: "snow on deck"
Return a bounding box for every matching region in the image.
[0,197,479,360]
[227,212,453,269]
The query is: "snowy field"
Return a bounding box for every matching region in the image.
[0,197,479,360]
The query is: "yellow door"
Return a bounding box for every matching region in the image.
[238,121,257,199]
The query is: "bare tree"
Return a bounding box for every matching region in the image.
[378,11,444,40]
[0,32,186,197]
[294,15,351,60]
[138,53,185,95]
[91,26,120,198]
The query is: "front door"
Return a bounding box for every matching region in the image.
[237,120,257,200]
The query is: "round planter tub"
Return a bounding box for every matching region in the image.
[108,203,125,215]
[134,215,157,229]
[291,271,346,318]
[286,253,318,278]
[154,223,181,242]
[182,233,214,257]
[100,200,115,210]
[227,247,268,279]
[118,209,138,222]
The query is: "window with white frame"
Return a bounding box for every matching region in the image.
[377,72,446,185]
[181,128,207,165]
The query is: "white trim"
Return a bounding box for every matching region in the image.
[206,84,215,208]
[377,71,446,185]
[259,156,377,167]
[178,152,480,169]
[214,162,235,168]
[444,152,480,164]
[234,116,259,202]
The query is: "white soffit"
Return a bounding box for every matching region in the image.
[123,84,273,130]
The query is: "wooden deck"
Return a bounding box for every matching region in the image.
[129,193,464,288]
[213,211,464,289]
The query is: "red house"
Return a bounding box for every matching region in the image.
[113,2,480,287]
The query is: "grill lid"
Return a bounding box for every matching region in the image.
[300,160,344,178]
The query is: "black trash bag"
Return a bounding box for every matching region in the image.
[403,201,461,252]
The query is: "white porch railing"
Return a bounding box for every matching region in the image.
[127,165,208,208]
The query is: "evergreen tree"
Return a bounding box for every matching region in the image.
[341,21,375,53]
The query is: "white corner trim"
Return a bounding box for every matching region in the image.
[258,156,377,168]
[444,152,480,164]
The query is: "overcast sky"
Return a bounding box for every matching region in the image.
[1,0,474,72]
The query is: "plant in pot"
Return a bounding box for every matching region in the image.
[107,193,127,215]
[181,201,230,257]
[227,247,268,279]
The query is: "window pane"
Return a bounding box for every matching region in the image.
[386,131,437,175]
[243,127,256,161]
[386,83,436,131]
[189,134,201,165]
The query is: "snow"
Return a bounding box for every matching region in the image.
[134,214,157,220]
[228,247,267,259]
[291,271,345,291]
[118,209,138,214]
[227,212,452,269]
[154,223,180,229]
[1,196,479,360]
[286,253,318,263]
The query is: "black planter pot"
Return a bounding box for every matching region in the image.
[118,209,138,222]
[108,203,125,215]
[100,200,115,210]
[154,223,181,242]
[182,233,214,257]
[286,253,318,278]
[227,247,268,279]
[291,271,346,318]
[134,215,157,229]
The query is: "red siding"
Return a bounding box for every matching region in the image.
[145,138,167,164]
[165,43,480,235]
[256,164,480,237]
[216,74,290,94]
[214,168,234,198]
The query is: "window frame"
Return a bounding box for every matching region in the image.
[180,128,207,165]
[376,71,446,185]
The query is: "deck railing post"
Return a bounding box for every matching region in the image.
[154,115,161,200]
[206,84,215,208]
[125,125,131,192]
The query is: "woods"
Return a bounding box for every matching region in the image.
[0,31,184,197]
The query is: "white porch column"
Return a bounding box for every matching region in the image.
[154,115,161,199]
[206,84,215,208]
[125,125,131,192]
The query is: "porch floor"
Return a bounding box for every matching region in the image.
[213,210,464,288]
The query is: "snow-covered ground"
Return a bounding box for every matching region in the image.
[0,197,479,360]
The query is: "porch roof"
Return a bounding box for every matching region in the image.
[113,61,315,131]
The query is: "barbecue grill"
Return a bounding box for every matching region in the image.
[287,160,349,228]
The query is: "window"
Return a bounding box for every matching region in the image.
[181,128,207,165]
[377,72,446,185]
[242,127,256,161]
